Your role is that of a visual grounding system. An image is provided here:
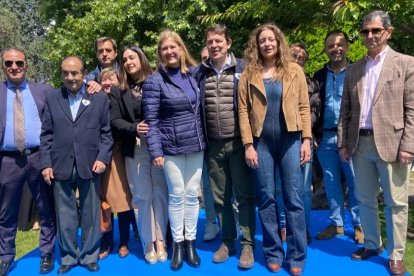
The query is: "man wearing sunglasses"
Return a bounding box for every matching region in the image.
[0,48,56,276]
[338,10,414,276]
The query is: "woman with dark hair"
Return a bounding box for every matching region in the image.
[238,24,311,275]
[110,45,169,265]
[142,31,206,271]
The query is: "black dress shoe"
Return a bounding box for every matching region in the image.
[57,264,74,274]
[184,239,200,267]
[85,263,99,272]
[39,253,54,274]
[351,247,382,260]
[0,261,15,276]
[170,241,184,271]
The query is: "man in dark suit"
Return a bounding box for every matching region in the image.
[0,48,56,276]
[40,56,112,274]
[338,10,414,275]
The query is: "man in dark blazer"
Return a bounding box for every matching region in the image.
[0,48,56,276]
[338,10,414,276]
[40,56,112,274]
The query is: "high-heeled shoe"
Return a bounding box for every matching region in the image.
[184,239,200,267]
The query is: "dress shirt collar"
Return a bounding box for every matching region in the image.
[6,79,28,91]
[68,84,86,97]
[365,46,389,62]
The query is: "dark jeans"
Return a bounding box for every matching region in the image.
[206,137,255,250]
[253,132,307,269]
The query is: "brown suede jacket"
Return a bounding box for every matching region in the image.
[238,62,311,145]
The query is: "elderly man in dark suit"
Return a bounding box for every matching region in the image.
[0,48,56,276]
[338,10,414,276]
[40,56,112,274]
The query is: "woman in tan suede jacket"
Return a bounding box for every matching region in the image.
[237,24,311,276]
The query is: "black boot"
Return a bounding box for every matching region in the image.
[184,239,200,267]
[170,241,184,271]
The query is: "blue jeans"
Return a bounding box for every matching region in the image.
[317,130,360,226]
[276,143,313,231]
[253,132,307,269]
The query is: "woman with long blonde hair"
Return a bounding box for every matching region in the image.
[238,24,311,275]
[143,31,206,271]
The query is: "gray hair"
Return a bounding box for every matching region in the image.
[362,10,392,29]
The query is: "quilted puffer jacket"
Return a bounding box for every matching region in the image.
[142,65,206,160]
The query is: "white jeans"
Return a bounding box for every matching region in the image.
[164,152,204,242]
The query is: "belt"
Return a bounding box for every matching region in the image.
[359,129,374,136]
[0,147,39,156]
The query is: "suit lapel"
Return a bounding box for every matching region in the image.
[75,92,93,121]
[57,87,74,122]
[0,83,6,132]
[122,89,135,121]
[28,83,43,116]
[373,49,395,105]
[356,59,366,107]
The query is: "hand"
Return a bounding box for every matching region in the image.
[339,147,351,162]
[92,160,106,174]
[137,120,149,136]
[300,138,311,166]
[86,81,102,94]
[245,144,259,169]
[399,150,414,166]
[42,167,54,185]
[153,156,164,168]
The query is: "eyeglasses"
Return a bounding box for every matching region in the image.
[360,28,385,37]
[4,60,25,68]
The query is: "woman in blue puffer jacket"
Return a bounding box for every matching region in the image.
[142,30,206,272]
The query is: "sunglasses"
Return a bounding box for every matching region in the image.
[360,28,385,37]
[4,60,25,68]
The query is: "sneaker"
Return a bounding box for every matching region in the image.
[315,225,344,240]
[203,222,220,241]
[354,226,364,244]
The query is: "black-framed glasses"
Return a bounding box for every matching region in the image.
[4,60,25,68]
[360,28,385,37]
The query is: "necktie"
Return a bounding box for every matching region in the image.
[14,88,26,151]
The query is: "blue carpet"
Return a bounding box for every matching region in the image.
[13,210,410,275]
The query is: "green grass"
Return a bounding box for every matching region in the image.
[15,204,414,274]
[15,229,39,259]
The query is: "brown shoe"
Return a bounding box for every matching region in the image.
[118,246,129,258]
[281,228,287,242]
[354,226,364,244]
[213,243,235,263]
[238,245,254,269]
[315,225,344,240]
[389,259,406,275]
[290,267,303,276]
[351,247,382,260]
[267,263,281,273]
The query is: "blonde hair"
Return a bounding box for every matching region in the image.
[99,68,119,83]
[244,24,293,81]
[157,31,197,74]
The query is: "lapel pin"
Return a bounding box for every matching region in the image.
[81,99,91,106]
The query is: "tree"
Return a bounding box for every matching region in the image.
[0,0,52,82]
